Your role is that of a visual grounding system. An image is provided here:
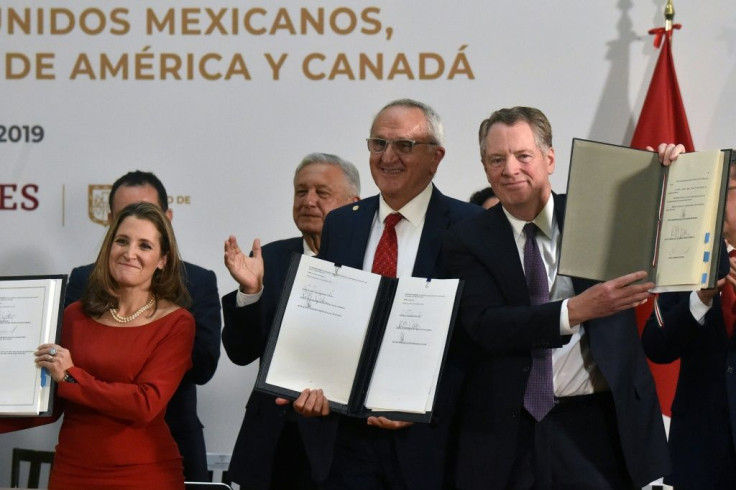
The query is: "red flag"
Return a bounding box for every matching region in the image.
[631,25,693,418]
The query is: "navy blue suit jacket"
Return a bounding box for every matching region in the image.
[65,261,221,480]
[442,194,670,489]
[304,185,482,489]
[221,236,313,489]
[642,290,736,487]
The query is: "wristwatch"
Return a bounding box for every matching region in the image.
[62,372,77,384]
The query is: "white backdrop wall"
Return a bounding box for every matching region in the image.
[1,0,735,485]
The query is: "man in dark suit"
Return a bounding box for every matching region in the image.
[221,153,361,490]
[291,99,482,490]
[442,106,678,489]
[641,161,736,489]
[64,170,221,482]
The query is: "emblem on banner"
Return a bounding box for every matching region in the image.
[88,185,111,226]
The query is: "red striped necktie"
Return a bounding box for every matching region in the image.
[371,213,403,278]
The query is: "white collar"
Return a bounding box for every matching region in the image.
[503,195,556,240]
[301,239,317,257]
[377,183,433,228]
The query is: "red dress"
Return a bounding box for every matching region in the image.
[30,302,194,489]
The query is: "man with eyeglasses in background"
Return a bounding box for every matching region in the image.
[288,98,482,490]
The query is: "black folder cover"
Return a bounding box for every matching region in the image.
[255,254,463,423]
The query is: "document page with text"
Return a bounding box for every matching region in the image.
[655,149,725,291]
[265,256,381,404]
[1,277,63,416]
[365,277,459,413]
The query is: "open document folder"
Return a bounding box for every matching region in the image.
[0,275,66,417]
[255,254,463,423]
[559,138,732,292]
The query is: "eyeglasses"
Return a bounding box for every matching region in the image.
[366,138,439,155]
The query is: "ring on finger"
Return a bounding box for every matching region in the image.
[49,347,57,356]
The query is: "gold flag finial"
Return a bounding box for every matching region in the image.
[664,0,675,31]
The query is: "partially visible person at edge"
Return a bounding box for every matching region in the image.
[64,170,221,481]
[469,186,499,209]
[221,152,360,489]
[0,202,195,489]
[642,159,736,489]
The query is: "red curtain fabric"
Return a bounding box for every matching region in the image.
[630,26,693,418]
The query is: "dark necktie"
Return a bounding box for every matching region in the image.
[371,213,403,278]
[522,223,555,421]
[721,250,736,339]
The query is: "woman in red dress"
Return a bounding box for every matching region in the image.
[2,202,195,489]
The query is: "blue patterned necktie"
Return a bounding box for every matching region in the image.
[522,223,555,421]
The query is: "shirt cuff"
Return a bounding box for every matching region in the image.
[689,290,711,325]
[560,298,579,335]
[235,287,263,307]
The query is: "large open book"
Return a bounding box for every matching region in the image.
[559,139,732,292]
[0,275,66,417]
[255,254,462,423]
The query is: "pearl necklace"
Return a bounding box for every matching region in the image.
[110,296,156,324]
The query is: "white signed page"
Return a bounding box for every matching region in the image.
[560,139,728,292]
[655,149,726,291]
[265,256,381,404]
[364,277,459,413]
[0,277,63,416]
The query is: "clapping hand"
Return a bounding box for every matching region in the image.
[224,236,264,294]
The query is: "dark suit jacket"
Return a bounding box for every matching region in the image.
[304,185,482,489]
[65,261,222,480]
[442,194,670,490]
[221,236,309,489]
[642,291,736,487]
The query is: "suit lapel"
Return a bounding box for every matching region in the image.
[413,186,449,277]
[344,196,378,269]
[480,194,569,304]
[476,205,531,304]
[289,237,304,254]
[553,193,566,232]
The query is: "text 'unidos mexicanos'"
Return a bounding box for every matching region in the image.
[0,7,384,36]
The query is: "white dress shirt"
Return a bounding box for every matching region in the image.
[503,197,608,396]
[362,183,433,276]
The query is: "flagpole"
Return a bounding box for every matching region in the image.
[664,0,675,32]
[632,0,694,417]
